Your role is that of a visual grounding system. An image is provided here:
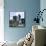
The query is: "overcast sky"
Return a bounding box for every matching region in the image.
[10,12,24,20]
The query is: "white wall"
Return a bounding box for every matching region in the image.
[40,0,46,9]
[40,0,46,26]
[0,0,4,42]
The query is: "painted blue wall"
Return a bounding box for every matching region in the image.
[4,0,40,42]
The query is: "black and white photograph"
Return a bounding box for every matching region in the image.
[9,12,25,27]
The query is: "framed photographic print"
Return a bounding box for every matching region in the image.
[9,12,25,27]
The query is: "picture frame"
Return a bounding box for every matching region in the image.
[9,11,25,27]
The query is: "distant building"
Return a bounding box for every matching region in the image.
[13,16,17,21]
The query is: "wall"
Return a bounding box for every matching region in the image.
[0,0,4,42]
[4,0,40,42]
[40,0,46,45]
[40,0,46,27]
